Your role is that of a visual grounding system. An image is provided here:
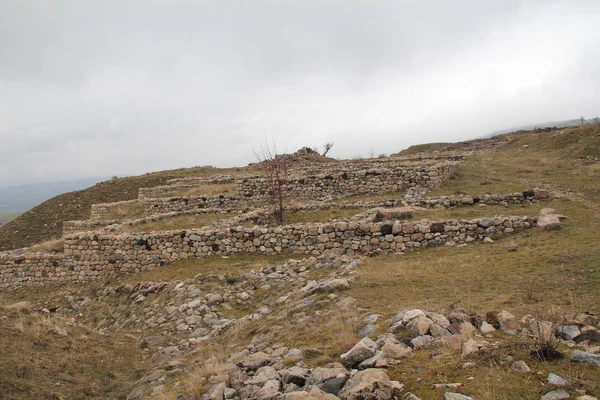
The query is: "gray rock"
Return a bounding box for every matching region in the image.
[411,335,435,349]
[571,350,600,366]
[540,390,570,400]
[357,324,379,339]
[247,366,279,386]
[201,382,226,400]
[280,366,310,386]
[237,351,273,371]
[547,373,569,386]
[538,214,561,230]
[511,360,531,373]
[258,379,282,399]
[340,337,377,368]
[380,337,412,359]
[54,326,68,336]
[358,350,384,369]
[402,309,425,323]
[480,321,496,334]
[321,377,347,395]
[284,348,303,362]
[403,394,422,400]
[338,368,393,400]
[445,394,474,400]
[238,384,261,400]
[284,387,340,399]
[478,218,492,228]
[307,367,349,386]
[363,314,381,324]
[556,325,581,341]
[461,339,487,358]
[406,316,434,336]
[496,310,519,334]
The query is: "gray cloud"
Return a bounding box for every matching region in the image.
[1,0,599,186]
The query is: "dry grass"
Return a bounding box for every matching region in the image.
[119,253,307,284]
[284,208,364,224]
[102,201,147,220]
[24,238,64,253]
[385,333,600,399]
[346,199,599,316]
[332,191,403,204]
[416,201,554,221]
[0,308,150,400]
[116,213,234,233]
[157,183,238,198]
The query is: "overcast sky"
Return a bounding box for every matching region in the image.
[1,0,599,187]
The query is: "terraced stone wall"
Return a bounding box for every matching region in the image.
[1,214,535,289]
[90,200,139,220]
[142,162,458,215]
[238,161,457,201]
[0,253,67,289]
[143,195,252,215]
[61,215,534,274]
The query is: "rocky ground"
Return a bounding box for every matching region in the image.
[3,248,598,399]
[1,124,599,399]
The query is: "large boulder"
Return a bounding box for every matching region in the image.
[237,352,273,371]
[340,337,377,368]
[338,369,393,400]
[307,367,350,387]
[537,213,561,231]
[571,350,600,366]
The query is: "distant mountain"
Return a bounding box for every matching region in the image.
[486,117,600,137]
[0,177,108,217]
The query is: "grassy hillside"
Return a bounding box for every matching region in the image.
[0,166,250,251]
[0,124,599,399]
[0,211,22,225]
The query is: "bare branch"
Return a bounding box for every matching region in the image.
[254,138,288,225]
[322,142,334,157]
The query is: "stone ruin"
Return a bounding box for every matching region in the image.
[0,152,558,290]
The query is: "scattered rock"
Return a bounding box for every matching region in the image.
[540,390,570,400]
[571,350,600,366]
[338,368,393,400]
[444,393,475,400]
[556,325,581,341]
[340,337,377,368]
[547,373,569,386]
[511,360,531,373]
[538,214,561,231]
[284,387,339,399]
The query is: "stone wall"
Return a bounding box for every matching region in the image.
[238,161,457,201]
[1,214,536,289]
[63,219,122,235]
[90,200,138,220]
[64,208,241,235]
[138,180,240,199]
[143,195,253,215]
[0,253,68,289]
[61,215,534,273]
[405,191,548,208]
[166,175,241,185]
[141,162,458,215]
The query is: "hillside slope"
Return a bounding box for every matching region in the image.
[0,166,243,251]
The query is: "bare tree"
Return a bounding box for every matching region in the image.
[368,148,375,158]
[322,141,334,157]
[254,139,288,225]
[580,116,586,125]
